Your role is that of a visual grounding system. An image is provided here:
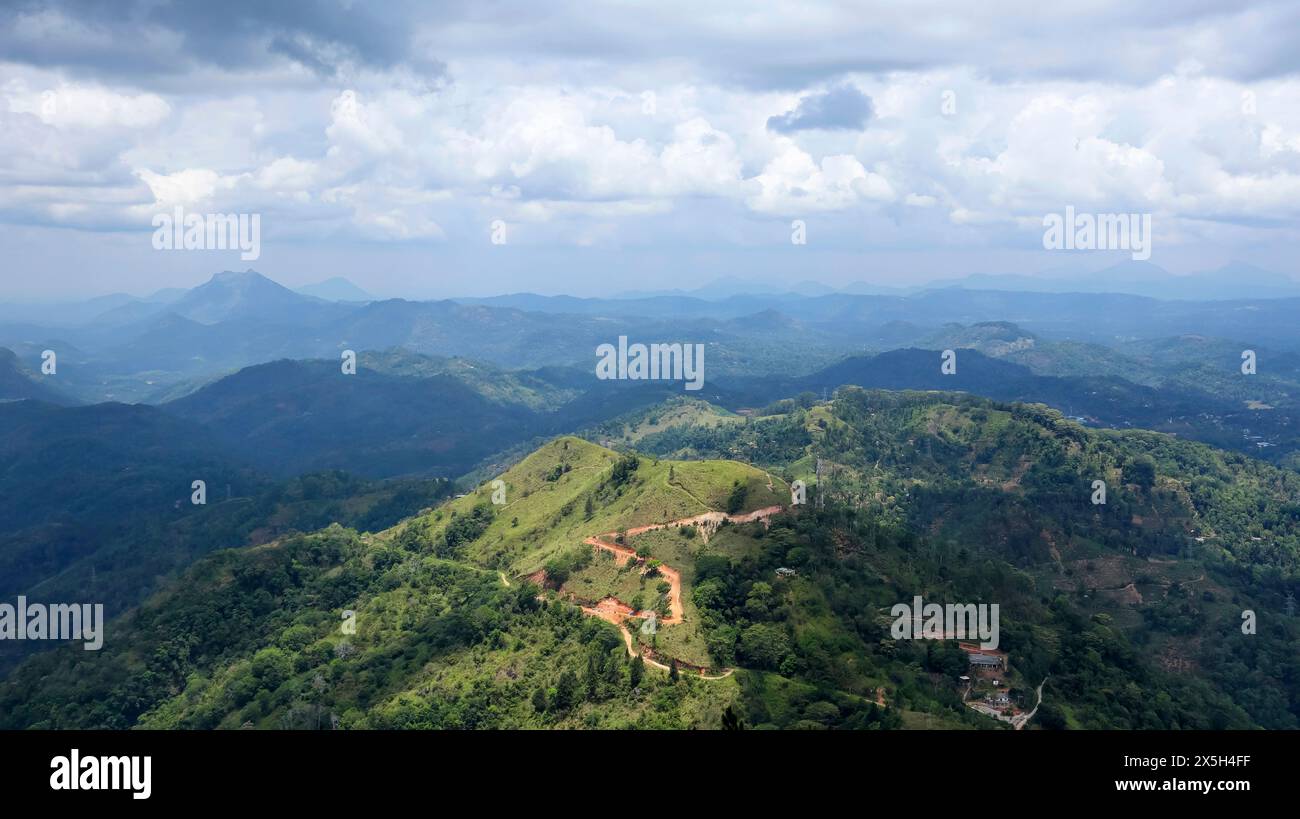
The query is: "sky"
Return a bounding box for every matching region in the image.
[1,0,1299,300]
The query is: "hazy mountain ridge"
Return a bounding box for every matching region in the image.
[9,270,1300,407]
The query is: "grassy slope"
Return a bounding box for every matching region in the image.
[391,436,786,576]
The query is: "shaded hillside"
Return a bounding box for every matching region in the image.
[0,348,74,404]
[0,400,249,534]
[0,392,456,672]
[164,359,539,478]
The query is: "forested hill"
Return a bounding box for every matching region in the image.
[4,390,1300,729]
[627,388,1300,727]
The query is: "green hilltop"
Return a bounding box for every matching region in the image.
[389,435,786,576]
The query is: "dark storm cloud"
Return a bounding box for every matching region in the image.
[767,84,873,133]
[4,0,1300,91]
[0,0,444,81]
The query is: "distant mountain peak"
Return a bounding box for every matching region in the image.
[208,269,275,286]
[166,270,338,325]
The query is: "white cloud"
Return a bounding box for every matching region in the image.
[135,168,227,206]
[748,141,893,213]
[2,19,1300,276]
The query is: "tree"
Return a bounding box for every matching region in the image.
[1036,702,1068,730]
[604,651,622,686]
[554,669,579,710]
[584,655,599,700]
[584,495,595,520]
[608,453,640,488]
[744,581,775,620]
[721,705,745,730]
[738,623,791,670]
[629,655,645,688]
[531,687,548,713]
[726,480,748,514]
[669,659,679,682]
[1124,457,1157,490]
[250,647,292,691]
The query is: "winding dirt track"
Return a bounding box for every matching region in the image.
[1012,677,1047,730]
[573,505,785,678]
[583,535,686,622]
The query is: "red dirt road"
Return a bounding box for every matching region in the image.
[584,504,785,625]
[571,504,785,678]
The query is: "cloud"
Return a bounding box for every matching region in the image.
[0,0,445,83]
[748,142,893,214]
[767,84,874,133]
[3,0,1300,296]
